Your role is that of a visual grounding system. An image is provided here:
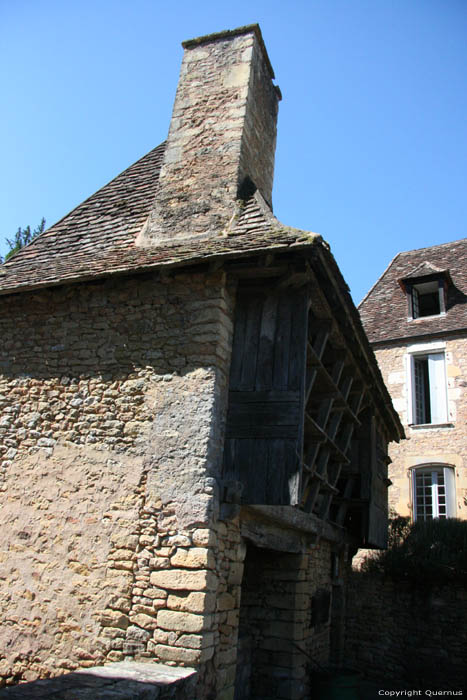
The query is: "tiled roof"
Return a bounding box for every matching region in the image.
[359,238,467,344]
[0,142,322,295]
[401,261,446,279]
[0,141,402,439]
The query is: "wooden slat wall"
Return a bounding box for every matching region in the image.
[223,286,307,505]
[366,417,390,548]
[223,266,393,547]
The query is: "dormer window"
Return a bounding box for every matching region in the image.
[399,266,450,321]
[409,278,445,319]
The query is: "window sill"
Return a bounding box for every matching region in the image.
[408,312,446,322]
[409,422,454,431]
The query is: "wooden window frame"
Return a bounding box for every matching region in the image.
[406,277,446,321]
[411,465,456,521]
[406,345,448,426]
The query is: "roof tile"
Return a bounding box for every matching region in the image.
[0,143,321,295]
[359,238,467,343]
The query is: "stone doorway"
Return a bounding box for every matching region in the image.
[234,542,308,700]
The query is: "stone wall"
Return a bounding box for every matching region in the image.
[345,570,467,689]
[0,269,235,691]
[0,266,353,699]
[231,535,345,700]
[374,336,467,519]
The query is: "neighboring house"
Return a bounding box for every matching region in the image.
[0,25,402,700]
[359,239,467,523]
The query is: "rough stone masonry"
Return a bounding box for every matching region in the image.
[0,270,235,695]
[0,24,403,700]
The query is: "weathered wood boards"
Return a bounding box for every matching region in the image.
[223,285,307,505]
[222,261,394,548]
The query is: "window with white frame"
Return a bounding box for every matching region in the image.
[412,465,456,521]
[407,347,448,425]
[408,279,446,319]
[401,271,449,321]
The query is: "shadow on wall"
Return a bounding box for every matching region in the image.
[345,569,467,691]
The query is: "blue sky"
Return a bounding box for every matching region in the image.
[1,0,466,303]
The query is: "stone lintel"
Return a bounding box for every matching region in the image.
[240,504,353,549]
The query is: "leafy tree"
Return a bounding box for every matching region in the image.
[361,515,467,586]
[1,218,46,263]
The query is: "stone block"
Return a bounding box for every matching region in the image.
[143,587,168,599]
[170,547,215,569]
[153,644,201,665]
[150,568,217,591]
[110,548,136,561]
[227,562,244,585]
[192,528,217,547]
[167,591,216,614]
[174,634,201,650]
[98,610,130,630]
[161,535,191,547]
[151,629,171,644]
[101,627,125,639]
[150,557,170,569]
[129,613,158,630]
[217,592,236,611]
[175,632,214,649]
[217,646,237,666]
[131,604,156,616]
[157,610,212,633]
[106,595,131,613]
[126,625,152,642]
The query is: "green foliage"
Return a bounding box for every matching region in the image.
[1,218,45,263]
[362,516,467,586]
[386,510,411,548]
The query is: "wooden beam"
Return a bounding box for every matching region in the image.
[305,366,319,404]
[308,320,332,360]
[208,259,224,273]
[335,477,356,526]
[229,264,288,279]
[304,414,350,465]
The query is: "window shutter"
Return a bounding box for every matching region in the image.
[412,287,420,318]
[428,353,447,423]
[444,467,456,517]
[412,357,426,424]
[438,279,446,314]
[431,469,441,518]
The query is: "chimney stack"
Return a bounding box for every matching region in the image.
[139,25,281,244]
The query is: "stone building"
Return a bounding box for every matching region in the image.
[359,238,467,522]
[0,25,402,700]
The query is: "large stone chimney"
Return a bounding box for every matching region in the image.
[138,25,281,244]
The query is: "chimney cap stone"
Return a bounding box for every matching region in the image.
[182,24,276,81]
